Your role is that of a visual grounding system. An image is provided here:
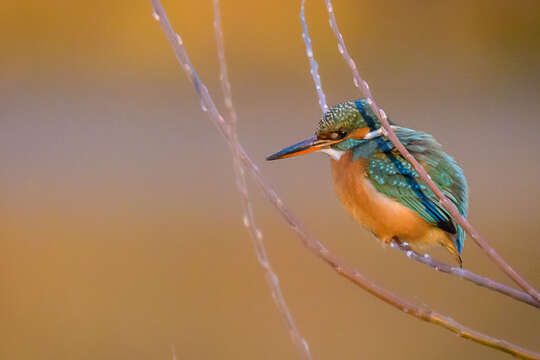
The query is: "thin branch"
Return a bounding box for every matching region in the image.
[297,0,538,309]
[390,241,540,308]
[300,0,328,113]
[212,1,313,359]
[149,1,540,358]
[322,0,540,303]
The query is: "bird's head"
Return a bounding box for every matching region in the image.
[266,99,383,161]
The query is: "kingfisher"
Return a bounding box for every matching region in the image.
[266,99,468,266]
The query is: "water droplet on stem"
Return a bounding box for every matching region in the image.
[326,2,333,12]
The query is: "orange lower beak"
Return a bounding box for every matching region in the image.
[266,136,338,160]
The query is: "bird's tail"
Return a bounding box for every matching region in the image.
[445,225,465,267]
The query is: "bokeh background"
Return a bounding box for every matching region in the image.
[1,0,539,359]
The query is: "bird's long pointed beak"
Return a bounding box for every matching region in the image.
[266,136,338,161]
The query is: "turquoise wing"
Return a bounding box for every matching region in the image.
[366,128,468,252]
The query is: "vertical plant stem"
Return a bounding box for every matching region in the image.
[212,1,313,358]
[300,0,328,113]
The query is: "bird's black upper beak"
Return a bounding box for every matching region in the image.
[266,136,340,160]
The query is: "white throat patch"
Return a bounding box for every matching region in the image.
[319,148,345,161]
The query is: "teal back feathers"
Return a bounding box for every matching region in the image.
[366,127,468,253]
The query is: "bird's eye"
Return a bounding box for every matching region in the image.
[329,130,348,140]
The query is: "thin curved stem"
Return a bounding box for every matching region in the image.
[149,1,540,358]
[390,241,539,308]
[322,0,540,303]
[212,1,313,358]
[300,0,328,113]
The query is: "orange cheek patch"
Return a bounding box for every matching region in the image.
[348,127,371,140]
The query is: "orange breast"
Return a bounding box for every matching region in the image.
[330,151,449,247]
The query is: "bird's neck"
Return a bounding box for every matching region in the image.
[319,147,345,161]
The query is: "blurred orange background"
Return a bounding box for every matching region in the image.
[1,1,539,359]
